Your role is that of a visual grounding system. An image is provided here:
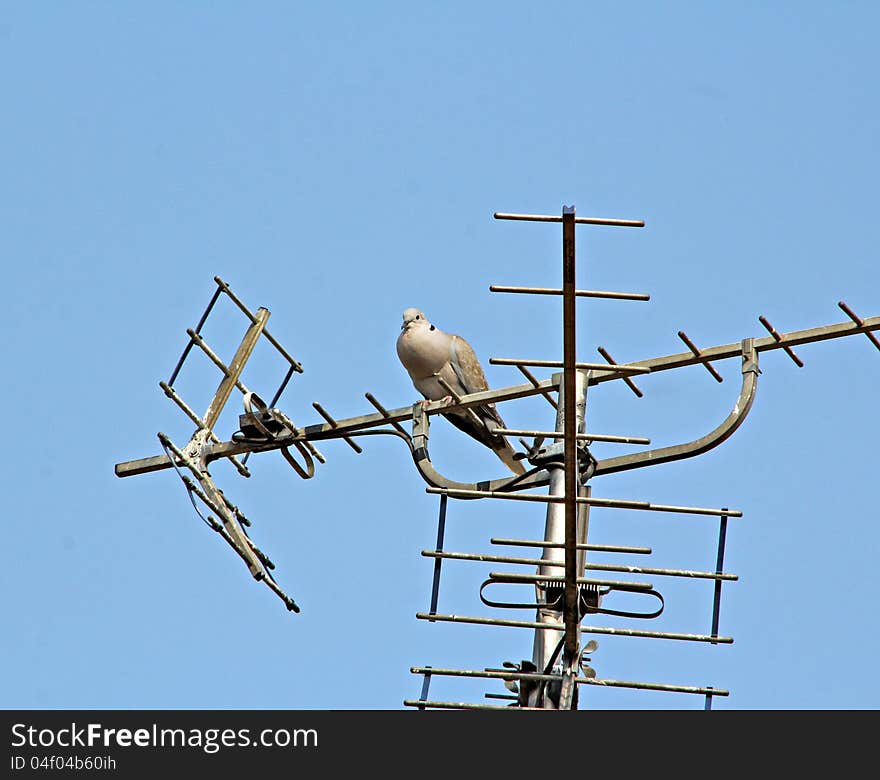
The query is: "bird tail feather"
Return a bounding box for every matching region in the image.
[442,409,526,475]
[493,439,527,475]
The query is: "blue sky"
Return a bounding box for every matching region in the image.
[3,3,878,710]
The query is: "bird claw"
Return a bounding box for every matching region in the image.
[420,396,453,410]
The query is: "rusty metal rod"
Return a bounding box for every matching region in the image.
[168,284,224,387]
[213,276,303,372]
[404,700,547,711]
[268,363,298,408]
[364,392,409,436]
[409,667,728,697]
[678,331,724,383]
[433,373,486,429]
[494,427,650,445]
[640,502,742,518]
[426,486,741,517]
[186,329,251,394]
[490,285,650,301]
[415,613,734,643]
[578,677,727,696]
[838,301,880,352]
[490,537,652,555]
[421,550,737,581]
[597,346,644,397]
[515,364,558,409]
[582,560,736,581]
[494,212,645,227]
[759,315,804,367]
[423,549,563,566]
[159,381,207,430]
[426,486,649,508]
[312,403,363,453]
[490,357,650,374]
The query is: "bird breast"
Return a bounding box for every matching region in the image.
[396,328,450,379]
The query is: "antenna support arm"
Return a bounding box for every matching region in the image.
[594,338,759,477]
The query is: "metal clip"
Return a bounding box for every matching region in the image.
[242,391,274,438]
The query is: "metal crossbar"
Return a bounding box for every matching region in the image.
[116,310,880,479]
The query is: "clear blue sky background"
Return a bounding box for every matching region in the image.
[3,3,877,710]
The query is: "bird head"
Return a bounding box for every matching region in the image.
[400,307,431,332]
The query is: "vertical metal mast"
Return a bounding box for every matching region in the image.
[531,370,588,707]
[530,206,588,708]
[561,206,580,689]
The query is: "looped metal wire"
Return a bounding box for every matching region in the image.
[281,441,315,479]
[242,391,274,438]
[479,578,563,610]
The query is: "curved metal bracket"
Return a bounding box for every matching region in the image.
[409,403,554,495]
[406,338,758,490]
[594,338,759,477]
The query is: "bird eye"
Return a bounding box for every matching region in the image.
[416,315,420,319]
[430,325,435,331]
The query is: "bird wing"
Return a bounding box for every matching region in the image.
[449,335,506,430]
[449,335,489,394]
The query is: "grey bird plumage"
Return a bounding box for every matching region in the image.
[396,307,525,475]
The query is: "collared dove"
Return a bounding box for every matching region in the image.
[396,307,525,475]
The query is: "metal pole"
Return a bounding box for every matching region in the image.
[529,206,589,708]
[561,206,581,707]
[418,492,449,709]
[429,493,448,618]
[530,457,566,706]
[202,307,270,432]
[708,511,728,712]
[576,484,591,584]
[710,512,729,641]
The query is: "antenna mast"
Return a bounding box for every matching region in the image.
[115,209,879,710]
